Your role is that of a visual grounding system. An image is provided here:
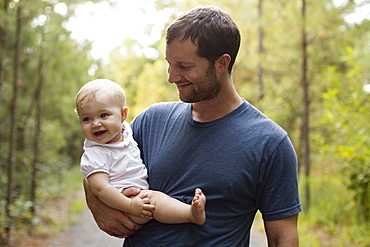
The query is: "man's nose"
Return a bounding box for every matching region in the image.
[167,65,181,84]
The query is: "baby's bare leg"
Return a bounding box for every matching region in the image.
[145,188,206,225]
[127,213,151,225]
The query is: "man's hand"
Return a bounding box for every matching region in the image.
[84,180,142,237]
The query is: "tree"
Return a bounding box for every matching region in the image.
[0,0,10,173]
[300,0,310,211]
[30,29,44,217]
[5,2,22,243]
[257,0,265,102]
[0,1,98,241]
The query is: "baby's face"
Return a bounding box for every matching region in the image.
[78,94,124,144]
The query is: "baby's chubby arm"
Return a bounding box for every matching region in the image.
[87,172,154,218]
[84,181,140,237]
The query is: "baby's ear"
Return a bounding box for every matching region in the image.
[121,106,129,122]
[74,108,79,119]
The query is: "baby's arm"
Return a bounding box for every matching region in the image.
[87,172,154,219]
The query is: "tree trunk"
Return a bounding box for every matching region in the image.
[30,39,44,217]
[257,0,265,102]
[5,3,22,243]
[301,0,310,212]
[0,0,10,173]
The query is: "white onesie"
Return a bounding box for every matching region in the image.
[80,122,149,191]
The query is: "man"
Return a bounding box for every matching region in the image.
[85,5,301,246]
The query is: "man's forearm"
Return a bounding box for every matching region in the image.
[84,179,98,210]
[264,214,299,247]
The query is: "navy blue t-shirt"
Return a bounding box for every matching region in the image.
[125,100,301,246]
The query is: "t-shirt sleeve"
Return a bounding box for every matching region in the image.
[80,147,110,179]
[257,136,302,221]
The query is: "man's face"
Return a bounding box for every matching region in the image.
[165,38,222,103]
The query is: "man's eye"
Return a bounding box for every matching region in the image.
[101,113,108,118]
[179,65,191,70]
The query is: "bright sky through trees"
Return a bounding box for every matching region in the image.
[55,0,172,60]
[56,0,369,61]
[333,0,370,23]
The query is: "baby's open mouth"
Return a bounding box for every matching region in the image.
[94,130,107,136]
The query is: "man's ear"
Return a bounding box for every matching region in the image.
[121,107,129,122]
[215,54,231,74]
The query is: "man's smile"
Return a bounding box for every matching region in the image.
[176,82,192,90]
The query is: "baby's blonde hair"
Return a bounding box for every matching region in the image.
[75,79,126,115]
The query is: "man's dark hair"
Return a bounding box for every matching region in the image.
[166,5,241,73]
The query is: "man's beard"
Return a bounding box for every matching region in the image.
[180,65,222,103]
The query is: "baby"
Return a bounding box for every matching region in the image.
[76,79,206,227]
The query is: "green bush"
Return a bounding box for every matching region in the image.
[299,173,370,246]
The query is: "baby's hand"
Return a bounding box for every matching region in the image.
[130,193,155,219]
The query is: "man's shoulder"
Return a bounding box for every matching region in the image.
[147,101,186,111]
[240,103,287,136]
[141,101,188,118]
[132,101,188,128]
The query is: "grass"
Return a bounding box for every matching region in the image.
[24,165,86,234]
[298,172,369,247]
[0,165,87,245]
[253,171,369,246]
[61,165,87,215]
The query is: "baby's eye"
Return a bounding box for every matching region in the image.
[101,113,108,118]
[82,117,91,122]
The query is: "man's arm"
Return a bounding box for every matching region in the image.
[83,180,142,237]
[264,214,299,247]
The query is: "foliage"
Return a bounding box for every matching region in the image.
[299,173,370,246]
[107,38,178,118]
[0,0,96,242]
[315,47,370,222]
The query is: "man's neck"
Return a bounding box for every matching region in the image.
[191,89,242,123]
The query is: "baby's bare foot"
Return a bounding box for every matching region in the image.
[190,188,206,225]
